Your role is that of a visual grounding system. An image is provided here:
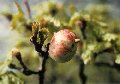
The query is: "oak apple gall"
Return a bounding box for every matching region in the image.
[48,29,80,63]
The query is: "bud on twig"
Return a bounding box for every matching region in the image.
[11,48,21,58]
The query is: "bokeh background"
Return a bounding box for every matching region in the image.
[1,0,120,60]
[0,0,120,84]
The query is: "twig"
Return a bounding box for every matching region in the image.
[77,19,87,84]
[38,52,48,84]
[15,52,39,75]
[37,43,49,84]
[23,0,31,19]
[93,47,113,61]
[80,20,87,39]
[95,62,120,71]
[30,33,49,84]
[79,59,87,84]
[11,39,49,84]
[9,64,21,70]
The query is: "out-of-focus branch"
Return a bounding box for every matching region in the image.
[23,0,31,19]
[75,20,87,39]
[95,62,120,71]
[76,19,87,84]
[79,59,87,84]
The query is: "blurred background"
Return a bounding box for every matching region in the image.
[0,0,120,84]
[0,0,120,60]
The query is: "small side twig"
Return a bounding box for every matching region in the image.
[15,53,39,75]
[11,48,39,75]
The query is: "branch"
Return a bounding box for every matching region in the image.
[37,44,49,84]
[93,47,113,60]
[11,48,39,75]
[80,20,87,39]
[76,19,87,84]
[23,0,31,19]
[95,62,120,71]
[30,32,49,84]
[79,59,87,84]
[75,20,87,39]
[15,53,39,75]
[11,36,49,84]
